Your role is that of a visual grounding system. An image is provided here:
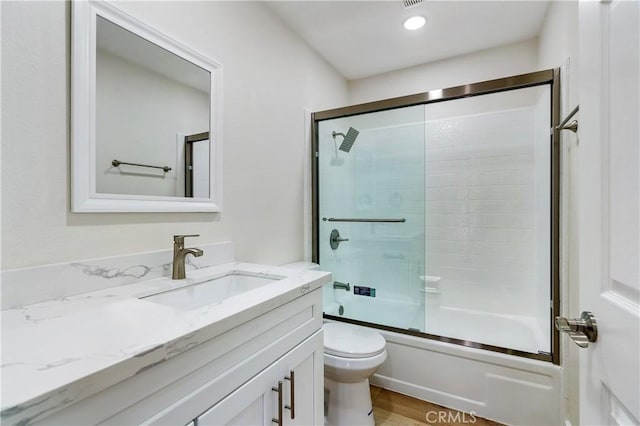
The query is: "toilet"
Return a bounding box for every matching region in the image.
[323,322,387,426]
[281,262,387,425]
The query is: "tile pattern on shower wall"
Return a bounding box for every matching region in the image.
[424,108,539,317]
[317,119,357,303]
[348,122,426,301]
[318,116,427,303]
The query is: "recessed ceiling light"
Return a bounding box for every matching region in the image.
[403,15,426,31]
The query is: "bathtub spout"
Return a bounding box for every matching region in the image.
[333,281,351,291]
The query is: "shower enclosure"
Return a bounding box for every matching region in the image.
[312,69,560,363]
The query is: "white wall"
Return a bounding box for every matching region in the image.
[1,1,348,270]
[536,2,580,425]
[348,38,539,104]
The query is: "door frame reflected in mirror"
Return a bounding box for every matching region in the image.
[72,0,223,212]
[184,131,210,198]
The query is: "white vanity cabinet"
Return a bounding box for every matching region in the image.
[36,288,324,426]
[196,332,322,426]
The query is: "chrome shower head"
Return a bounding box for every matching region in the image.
[332,127,360,153]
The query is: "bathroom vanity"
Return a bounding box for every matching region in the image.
[1,261,330,425]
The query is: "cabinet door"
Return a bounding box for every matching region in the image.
[196,371,275,426]
[197,331,323,426]
[283,350,318,426]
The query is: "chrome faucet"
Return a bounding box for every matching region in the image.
[172,234,203,279]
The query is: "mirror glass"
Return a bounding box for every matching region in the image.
[95,16,210,198]
[72,0,221,213]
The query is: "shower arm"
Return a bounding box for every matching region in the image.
[331,131,345,157]
[331,131,346,139]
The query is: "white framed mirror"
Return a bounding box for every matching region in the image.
[72,0,222,212]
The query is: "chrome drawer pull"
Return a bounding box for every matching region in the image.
[285,370,295,419]
[272,381,283,425]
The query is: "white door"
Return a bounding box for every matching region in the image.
[578,0,640,424]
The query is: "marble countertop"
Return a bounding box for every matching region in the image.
[1,262,331,425]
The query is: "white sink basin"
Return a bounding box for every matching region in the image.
[142,271,284,310]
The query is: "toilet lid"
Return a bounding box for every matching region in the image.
[324,323,386,358]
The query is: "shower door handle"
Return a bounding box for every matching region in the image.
[555,311,598,348]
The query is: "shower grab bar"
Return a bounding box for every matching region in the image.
[322,217,406,223]
[112,159,172,173]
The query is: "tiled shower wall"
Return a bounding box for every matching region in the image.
[424,105,546,318]
[318,108,426,306]
[348,121,426,301]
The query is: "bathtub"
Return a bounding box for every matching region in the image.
[325,294,561,425]
[325,292,549,354]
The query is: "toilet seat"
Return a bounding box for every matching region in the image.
[324,322,386,358]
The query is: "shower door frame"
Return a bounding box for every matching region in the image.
[311,68,561,364]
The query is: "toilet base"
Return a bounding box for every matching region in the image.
[324,377,375,426]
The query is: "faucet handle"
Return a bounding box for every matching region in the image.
[173,234,200,243]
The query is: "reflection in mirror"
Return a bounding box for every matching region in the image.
[95,16,210,198]
[183,132,210,198]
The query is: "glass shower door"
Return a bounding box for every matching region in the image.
[317,106,426,332]
[422,86,552,355]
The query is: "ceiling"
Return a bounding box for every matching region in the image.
[266,1,550,80]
